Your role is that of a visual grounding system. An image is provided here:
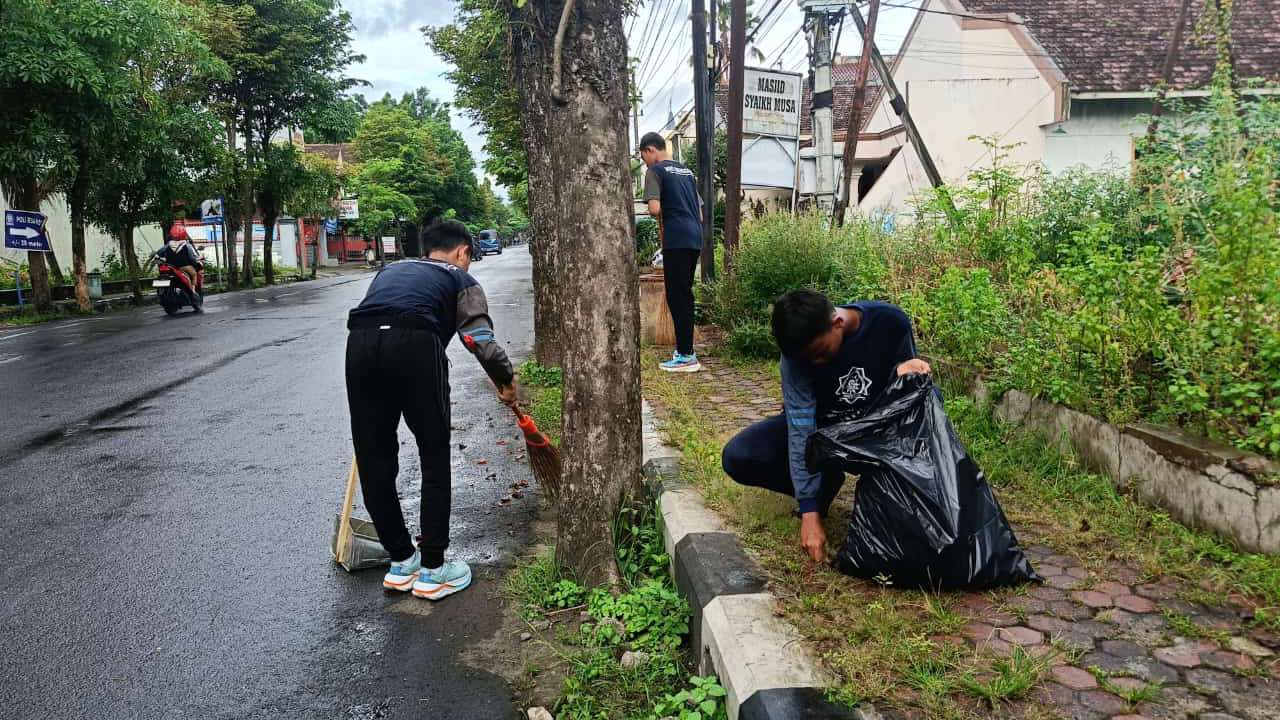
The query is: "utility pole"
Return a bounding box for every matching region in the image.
[629,59,642,152]
[723,0,746,272]
[833,0,878,226]
[807,9,836,212]
[847,2,955,218]
[692,0,716,282]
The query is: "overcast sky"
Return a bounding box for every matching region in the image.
[347,1,924,191]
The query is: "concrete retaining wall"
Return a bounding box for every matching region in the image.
[970,378,1279,555]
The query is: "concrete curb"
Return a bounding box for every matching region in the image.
[641,400,874,720]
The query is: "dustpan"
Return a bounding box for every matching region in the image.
[331,456,392,572]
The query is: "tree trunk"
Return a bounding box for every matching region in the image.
[241,122,256,287]
[69,142,92,312]
[223,122,240,290]
[44,247,66,286]
[511,0,642,588]
[511,5,564,370]
[241,189,255,286]
[262,214,276,285]
[25,251,52,311]
[120,227,143,304]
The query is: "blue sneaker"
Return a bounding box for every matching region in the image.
[660,352,702,373]
[382,549,421,592]
[412,560,472,601]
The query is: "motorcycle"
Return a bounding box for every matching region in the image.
[152,249,205,315]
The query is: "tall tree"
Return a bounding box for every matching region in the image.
[206,0,361,285]
[510,0,641,587]
[0,1,96,309]
[8,0,212,312]
[86,17,226,304]
[430,4,557,361]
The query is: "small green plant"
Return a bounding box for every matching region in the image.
[615,503,670,587]
[961,647,1050,707]
[547,578,586,609]
[586,580,689,651]
[648,675,728,720]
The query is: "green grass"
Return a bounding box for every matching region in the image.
[518,360,563,445]
[961,649,1053,708]
[0,308,82,326]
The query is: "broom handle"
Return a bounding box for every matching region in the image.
[336,454,359,565]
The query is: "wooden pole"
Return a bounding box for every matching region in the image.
[1146,0,1192,140]
[833,0,879,226]
[723,0,746,272]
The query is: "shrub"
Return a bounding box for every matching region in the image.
[708,45,1279,458]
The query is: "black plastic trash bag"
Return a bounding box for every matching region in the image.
[806,374,1039,590]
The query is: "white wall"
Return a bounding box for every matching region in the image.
[1043,99,1150,175]
[858,0,1058,214]
[1,195,164,272]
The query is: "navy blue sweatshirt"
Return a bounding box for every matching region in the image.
[347,258,514,386]
[782,302,918,513]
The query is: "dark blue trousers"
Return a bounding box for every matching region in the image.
[721,414,846,516]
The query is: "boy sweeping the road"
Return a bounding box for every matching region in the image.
[721,290,930,563]
[345,219,517,600]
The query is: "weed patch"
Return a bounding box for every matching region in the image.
[504,493,726,719]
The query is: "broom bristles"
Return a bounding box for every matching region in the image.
[527,439,562,498]
[514,409,561,498]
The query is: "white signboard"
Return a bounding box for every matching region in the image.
[338,199,359,220]
[381,236,396,255]
[743,67,802,138]
[200,198,223,222]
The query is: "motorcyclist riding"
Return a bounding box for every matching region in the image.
[161,224,204,297]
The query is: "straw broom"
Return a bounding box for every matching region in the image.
[461,333,562,497]
[511,402,562,499]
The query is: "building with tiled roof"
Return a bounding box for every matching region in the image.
[851,0,1280,214]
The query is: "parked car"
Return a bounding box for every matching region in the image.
[477,229,502,255]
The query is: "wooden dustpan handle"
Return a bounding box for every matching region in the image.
[336,454,359,566]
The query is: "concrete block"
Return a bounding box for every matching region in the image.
[1258,487,1280,555]
[995,389,1032,425]
[701,593,831,720]
[673,532,767,658]
[658,488,727,564]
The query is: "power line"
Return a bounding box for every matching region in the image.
[637,0,695,90]
[636,0,685,83]
[631,0,673,69]
[877,0,1022,25]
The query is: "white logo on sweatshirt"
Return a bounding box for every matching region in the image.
[835,366,872,406]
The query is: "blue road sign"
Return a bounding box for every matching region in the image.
[4,210,50,251]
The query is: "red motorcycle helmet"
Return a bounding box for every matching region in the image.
[168,224,190,241]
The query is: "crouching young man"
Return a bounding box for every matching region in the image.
[720,290,930,563]
[345,219,518,600]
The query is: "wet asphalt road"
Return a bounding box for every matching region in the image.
[0,247,537,719]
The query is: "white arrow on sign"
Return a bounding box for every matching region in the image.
[10,227,40,239]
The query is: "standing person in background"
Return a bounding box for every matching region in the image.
[640,131,704,373]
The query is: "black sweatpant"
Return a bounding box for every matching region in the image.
[345,327,451,567]
[663,248,699,356]
[721,414,846,516]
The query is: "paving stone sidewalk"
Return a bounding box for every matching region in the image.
[651,355,1280,720]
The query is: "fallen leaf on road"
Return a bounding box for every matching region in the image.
[477,459,488,465]
[512,491,524,499]
[497,440,507,446]
[458,443,467,450]
[518,480,529,487]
